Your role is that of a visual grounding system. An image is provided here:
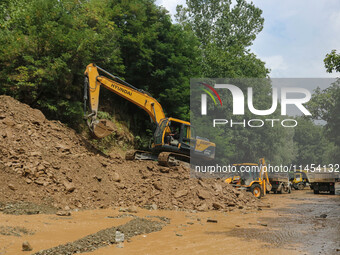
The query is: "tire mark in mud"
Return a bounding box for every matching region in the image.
[206,192,340,254]
[206,227,301,248]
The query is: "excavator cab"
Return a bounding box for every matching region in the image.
[152,118,215,162]
[153,118,195,154]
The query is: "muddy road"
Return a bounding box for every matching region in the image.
[0,187,339,255]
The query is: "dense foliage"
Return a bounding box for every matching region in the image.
[177,0,297,164]
[0,0,196,128]
[0,0,337,164]
[304,49,340,161]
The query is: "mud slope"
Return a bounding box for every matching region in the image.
[0,95,259,211]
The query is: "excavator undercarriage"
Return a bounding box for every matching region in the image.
[125,150,190,167]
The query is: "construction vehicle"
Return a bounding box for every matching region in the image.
[308,170,339,195]
[268,172,291,194]
[289,170,310,190]
[225,158,272,198]
[83,63,216,166]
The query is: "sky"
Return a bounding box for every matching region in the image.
[155,0,340,78]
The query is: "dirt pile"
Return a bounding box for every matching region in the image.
[0,95,259,212]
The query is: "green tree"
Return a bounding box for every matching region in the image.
[176,1,299,164]
[190,78,297,165]
[0,0,123,129]
[0,0,199,132]
[302,50,340,161]
[324,50,340,73]
[292,117,334,165]
[106,0,200,120]
[308,83,340,148]
[176,0,268,78]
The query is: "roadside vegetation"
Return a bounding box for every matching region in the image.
[0,0,338,163]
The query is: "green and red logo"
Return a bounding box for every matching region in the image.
[199,82,223,106]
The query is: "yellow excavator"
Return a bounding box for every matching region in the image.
[83,63,216,166]
[225,158,272,198]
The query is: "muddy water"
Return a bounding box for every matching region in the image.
[0,187,339,255]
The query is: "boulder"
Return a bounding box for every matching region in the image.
[22,241,33,251]
[174,190,188,198]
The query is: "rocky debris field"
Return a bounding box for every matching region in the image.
[0,201,57,215]
[0,95,260,213]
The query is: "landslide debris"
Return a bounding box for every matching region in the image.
[0,95,259,212]
[0,201,57,215]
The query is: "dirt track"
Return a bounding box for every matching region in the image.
[0,188,339,255]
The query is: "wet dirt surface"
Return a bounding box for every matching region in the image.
[0,187,339,255]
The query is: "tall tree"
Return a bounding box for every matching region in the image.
[0,0,123,128]
[324,50,340,73]
[176,0,268,77]
[303,50,340,161]
[105,0,199,120]
[307,50,340,148]
[0,0,199,130]
[176,0,297,164]
[292,117,334,165]
[308,83,340,148]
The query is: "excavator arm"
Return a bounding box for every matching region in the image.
[259,158,272,192]
[84,63,166,138]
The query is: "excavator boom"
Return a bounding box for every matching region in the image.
[83,63,216,166]
[84,63,166,138]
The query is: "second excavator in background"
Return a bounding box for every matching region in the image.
[83,63,216,166]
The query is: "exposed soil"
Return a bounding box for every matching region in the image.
[0,95,259,212]
[1,95,338,254]
[0,189,338,255]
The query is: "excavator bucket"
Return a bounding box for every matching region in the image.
[92,119,116,139]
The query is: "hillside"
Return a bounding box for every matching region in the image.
[0,95,259,212]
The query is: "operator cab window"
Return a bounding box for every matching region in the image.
[166,121,181,146]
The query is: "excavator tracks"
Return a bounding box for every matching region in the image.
[125,150,136,160]
[126,150,190,167]
[125,150,158,161]
[158,152,190,167]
